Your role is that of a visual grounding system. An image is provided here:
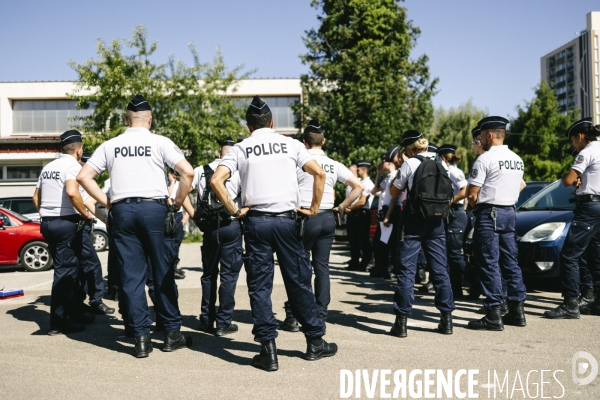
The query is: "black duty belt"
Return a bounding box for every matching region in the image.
[576,195,600,203]
[246,210,296,219]
[476,203,515,211]
[41,214,81,223]
[351,208,369,214]
[301,208,333,214]
[451,203,464,210]
[112,197,165,205]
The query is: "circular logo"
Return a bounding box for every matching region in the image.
[470,169,478,179]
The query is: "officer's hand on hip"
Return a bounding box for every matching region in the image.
[236,206,251,219]
[334,207,345,220]
[296,207,316,217]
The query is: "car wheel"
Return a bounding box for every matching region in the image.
[20,241,53,272]
[93,230,109,252]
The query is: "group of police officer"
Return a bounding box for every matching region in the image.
[34,92,600,369]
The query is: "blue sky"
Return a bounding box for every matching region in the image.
[0,1,597,119]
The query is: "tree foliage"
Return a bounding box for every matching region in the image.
[294,0,438,166]
[428,100,488,173]
[507,80,579,181]
[68,25,250,168]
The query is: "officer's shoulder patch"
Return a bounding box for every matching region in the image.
[576,154,584,164]
[470,169,478,179]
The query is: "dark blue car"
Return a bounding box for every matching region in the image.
[466,180,576,278]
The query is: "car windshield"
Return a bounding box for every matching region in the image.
[515,184,547,208]
[519,180,576,211]
[0,207,31,222]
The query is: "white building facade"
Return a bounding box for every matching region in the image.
[0,79,302,197]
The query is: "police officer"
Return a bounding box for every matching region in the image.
[77,94,195,358]
[32,130,95,335]
[279,120,363,331]
[211,96,337,371]
[438,144,468,299]
[187,137,244,336]
[545,120,600,319]
[389,133,455,337]
[346,161,375,271]
[466,116,527,330]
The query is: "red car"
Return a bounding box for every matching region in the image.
[0,207,53,272]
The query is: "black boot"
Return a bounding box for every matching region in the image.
[162,331,192,352]
[544,295,580,319]
[305,337,338,361]
[467,306,504,331]
[502,301,527,327]
[134,334,153,358]
[418,281,434,293]
[465,268,481,300]
[390,315,407,338]
[416,264,427,284]
[579,287,595,315]
[591,290,600,316]
[278,316,299,332]
[438,312,453,335]
[500,298,509,316]
[252,340,279,371]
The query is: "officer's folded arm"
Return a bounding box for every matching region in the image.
[211,165,250,218]
[297,159,326,217]
[172,159,194,208]
[77,165,109,209]
[65,179,93,220]
[466,184,481,209]
[335,177,363,219]
[562,169,581,187]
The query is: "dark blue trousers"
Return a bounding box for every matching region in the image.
[394,212,455,315]
[41,217,83,329]
[446,208,468,293]
[560,202,600,297]
[77,223,104,306]
[165,212,184,271]
[110,200,181,337]
[474,206,526,308]
[285,212,336,320]
[347,209,372,266]
[243,215,324,342]
[200,219,244,329]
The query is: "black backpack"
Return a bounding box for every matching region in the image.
[407,155,453,220]
[194,165,233,232]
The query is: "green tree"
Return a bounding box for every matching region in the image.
[68,25,250,169]
[429,100,488,172]
[294,0,438,167]
[508,80,579,181]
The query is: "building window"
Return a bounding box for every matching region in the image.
[234,96,299,130]
[12,100,93,134]
[1,165,43,181]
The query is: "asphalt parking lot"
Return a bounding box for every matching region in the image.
[1,241,599,399]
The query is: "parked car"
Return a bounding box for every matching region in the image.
[516,181,552,208]
[0,207,53,272]
[0,196,109,252]
[465,180,575,278]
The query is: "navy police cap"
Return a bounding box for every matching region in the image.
[356,160,371,168]
[246,95,271,115]
[565,117,593,138]
[471,126,481,138]
[60,130,82,145]
[304,119,323,134]
[222,137,236,147]
[127,94,152,112]
[427,143,438,153]
[384,146,400,162]
[437,144,457,155]
[477,116,509,131]
[81,151,92,163]
[566,146,578,157]
[401,130,423,147]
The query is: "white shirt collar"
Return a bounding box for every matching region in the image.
[488,145,508,151]
[250,128,276,137]
[124,127,151,134]
[308,149,325,155]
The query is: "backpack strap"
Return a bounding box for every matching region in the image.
[202,164,214,203]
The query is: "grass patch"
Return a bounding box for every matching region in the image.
[183,233,203,243]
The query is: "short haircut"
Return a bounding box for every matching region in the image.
[582,125,600,141]
[483,128,506,140]
[62,142,82,154]
[246,111,273,130]
[126,109,152,121]
[220,145,232,158]
[303,131,324,148]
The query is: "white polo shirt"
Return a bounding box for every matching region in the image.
[468,145,524,206]
[86,127,185,203]
[297,149,352,209]
[447,165,468,205]
[572,141,600,196]
[192,159,242,207]
[37,154,83,217]
[381,174,402,207]
[219,128,312,213]
[358,177,375,209]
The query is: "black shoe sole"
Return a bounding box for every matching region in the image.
[215,328,238,336]
[162,336,192,352]
[466,323,504,331]
[279,325,300,332]
[543,313,580,319]
[389,329,407,338]
[135,347,153,358]
[305,350,337,361]
[437,329,453,335]
[252,361,279,371]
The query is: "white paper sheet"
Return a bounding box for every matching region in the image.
[379,222,393,244]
